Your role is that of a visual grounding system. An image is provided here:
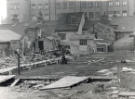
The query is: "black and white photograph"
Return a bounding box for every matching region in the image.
[0,0,135,98]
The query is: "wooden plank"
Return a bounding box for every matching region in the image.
[119,92,135,96]
[17,76,60,80]
[89,76,117,80]
[0,58,61,74]
[40,76,89,90]
[0,75,16,84]
[10,78,20,87]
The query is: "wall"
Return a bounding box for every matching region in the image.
[7,0,30,23]
[115,32,133,40]
[87,40,97,53]
[6,0,135,23]
[35,38,54,51]
[70,39,96,55]
[56,32,76,41]
[0,42,10,56]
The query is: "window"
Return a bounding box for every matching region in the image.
[44,14,49,20]
[123,10,127,17]
[80,39,87,45]
[11,14,19,21]
[97,48,104,52]
[88,2,94,8]
[56,3,61,9]
[95,2,101,7]
[81,2,87,8]
[32,4,36,10]
[95,12,100,18]
[122,0,127,6]
[38,4,43,10]
[69,2,74,9]
[44,4,49,9]
[10,4,14,10]
[63,2,67,9]
[10,4,19,10]
[108,1,113,7]
[89,12,94,18]
[115,0,120,6]
[108,11,113,17]
[31,15,37,21]
[16,4,19,9]
[113,11,120,17]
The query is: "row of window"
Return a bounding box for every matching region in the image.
[56,2,101,9]
[31,4,49,10]
[108,10,127,17]
[10,0,128,10]
[108,0,127,7]
[10,10,128,22]
[10,14,50,21]
[10,4,19,10]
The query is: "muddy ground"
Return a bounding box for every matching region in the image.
[0,52,135,99]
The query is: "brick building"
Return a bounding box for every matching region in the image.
[5,0,135,23]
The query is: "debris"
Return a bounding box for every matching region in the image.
[94,83,105,93]
[10,78,20,87]
[97,69,114,76]
[40,76,89,90]
[119,92,135,96]
[0,75,16,84]
[122,67,133,72]
[120,71,135,90]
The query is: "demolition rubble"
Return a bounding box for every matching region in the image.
[0,51,135,99]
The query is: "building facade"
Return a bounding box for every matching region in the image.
[5,0,135,23]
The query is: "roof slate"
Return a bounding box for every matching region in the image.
[55,12,84,32]
[0,30,22,42]
[110,17,135,32]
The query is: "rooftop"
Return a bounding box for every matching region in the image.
[55,12,84,32]
[0,30,22,43]
[110,17,135,32]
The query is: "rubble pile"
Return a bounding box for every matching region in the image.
[0,56,18,69]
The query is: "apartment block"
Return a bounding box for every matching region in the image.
[6,0,135,23]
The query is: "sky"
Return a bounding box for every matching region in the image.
[0,0,7,23]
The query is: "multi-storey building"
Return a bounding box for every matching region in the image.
[5,0,135,23]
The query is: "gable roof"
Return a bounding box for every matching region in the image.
[0,22,27,36]
[55,12,84,32]
[0,30,22,43]
[110,17,135,32]
[83,20,99,30]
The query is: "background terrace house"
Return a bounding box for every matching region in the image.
[24,21,59,54]
[85,22,115,52]
[0,30,22,57]
[70,34,96,55]
[35,36,58,53]
[110,17,135,41]
[111,17,135,51]
[55,12,85,41]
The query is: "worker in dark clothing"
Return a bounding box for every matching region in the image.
[61,47,67,64]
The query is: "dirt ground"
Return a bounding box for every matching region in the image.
[0,52,135,99]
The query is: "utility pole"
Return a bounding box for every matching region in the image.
[15,49,20,75]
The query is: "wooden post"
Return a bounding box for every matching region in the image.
[17,52,20,75]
